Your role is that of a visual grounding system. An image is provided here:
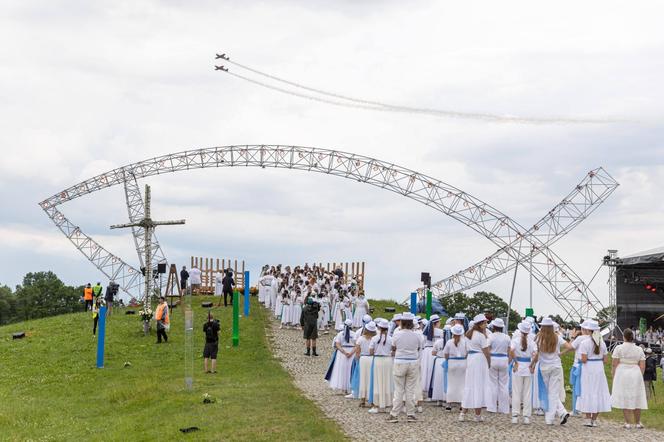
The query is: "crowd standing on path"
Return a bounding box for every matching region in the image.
[258,264,658,431]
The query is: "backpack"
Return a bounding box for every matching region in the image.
[205,322,218,341]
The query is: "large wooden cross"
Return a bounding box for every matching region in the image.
[110,184,185,311]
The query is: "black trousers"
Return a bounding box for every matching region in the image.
[85,300,93,311]
[93,316,99,335]
[157,324,168,343]
[223,289,233,307]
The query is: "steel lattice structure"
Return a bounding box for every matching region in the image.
[426,168,619,320]
[39,145,616,318]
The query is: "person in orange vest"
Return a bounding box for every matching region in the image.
[83,283,94,311]
[155,296,170,344]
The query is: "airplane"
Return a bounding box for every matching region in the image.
[214,65,228,72]
[215,53,229,60]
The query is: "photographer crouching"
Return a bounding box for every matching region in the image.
[203,312,221,373]
[301,297,320,356]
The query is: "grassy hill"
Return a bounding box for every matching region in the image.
[0,296,346,441]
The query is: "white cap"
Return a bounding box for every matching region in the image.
[401,312,415,321]
[454,312,466,320]
[451,324,465,336]
[365,321,377,333]
[344,319,353,327]
[377,319,390,329]
[518,322,531,334]
[473,313,488,323]
[541,317,554,327]
[490,318,505,329]
[362,314,372,324]
[429,314,441,323]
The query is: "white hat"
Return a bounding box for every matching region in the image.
[443,324,452,331]
[525,316,535,324]
[586,320,600,331]
[365,321,377,333]
[451,324,464,336]
[541,317,554,327]
[580,320,592,330]
[445,317,454,326]
[473,313,488,323]
[490,318,505,329]
[377,319,390,329]
[468,320,475,329]
[429,314,441,323]
[374,317,385,324]
[454,312,466,320]
[393,313,403,321]
[553,322,560,332]
[421,319,429,328]
[415,316,422,322]
[401,312,415,321]
[645,347,653,354]
[344,319,353,327]
[518,322,531,334]
[362,314,372,324]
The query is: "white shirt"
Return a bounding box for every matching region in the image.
[571,335,590,365]
[370,334,393,356]
[488,332,510,356]
[466,330,489,353]
[510,332,537,376]
[537,335,566,368]
[392,329,422,364]
[356,335,372,356]
[189,268,202,284]
[443,337,468,358]
[334,331,356,349]
[579,337,607,360]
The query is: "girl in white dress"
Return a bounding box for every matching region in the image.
[327,319,356,394]
[290,292,303,330]
[443,324,468,414]
[461,314,492,422]
[510,321,537,424]
[531,317,573,426]
[429,321,453,406]
[279,291,291,328]
[611,328,648,429]
[343,295,353,325]
[576,319,611,427]
[355,322,377,407]
[570,323,591,415]
[333,295,346,331]
[421,315,443,399]
[368,320,394,413]
[487,318,510,414]
[352,293,370,328]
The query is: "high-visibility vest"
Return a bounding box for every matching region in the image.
[92,285,103,297]
[155,303,169,324]
[84,287,93,301]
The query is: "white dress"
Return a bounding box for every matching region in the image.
[442,337,468,403]
[462,331,490,409]
[611,342,648,410]
[280,297,291,325]
[420,328,443,395]
[290,295,303,326]
[328,332,356,391]
[487,331,511,414]
[352,297,369,328]
[214,272,223,296]
[369,334,394,409]
[576,338,611,413]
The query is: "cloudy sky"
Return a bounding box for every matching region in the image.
[1,1,663,317]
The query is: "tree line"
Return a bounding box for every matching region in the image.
[0,271,85,326]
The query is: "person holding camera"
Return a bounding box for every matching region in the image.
[105,281,117,316]
[203,313,221,373]
[301,297,320,356]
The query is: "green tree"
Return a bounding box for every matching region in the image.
[0,284,17,325]
[440,291,521,331]
[14,272,84,321]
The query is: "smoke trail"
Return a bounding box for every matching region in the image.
[220,58,627,124]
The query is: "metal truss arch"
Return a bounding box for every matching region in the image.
[39,145,614,317]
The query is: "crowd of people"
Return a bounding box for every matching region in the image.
[258,266,658,429]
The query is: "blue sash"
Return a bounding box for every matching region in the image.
[324,349,337,381]
[491,353,508,357]
[468,350,479,354]
[368,356,376,404]
[570,364,581,412]
[508,361,514,394]
[350,358,360,398]
[537,364,549,412]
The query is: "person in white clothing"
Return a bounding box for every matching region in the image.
[443,324,468,413]
[461,314,492,422]
[387,312,421,423]
[576,319,611,427]
[355,321,377,407]
[352,293,370,328]
[189,266,202,295]
[421,315,443,399]
[271,276,280,318]
[214,271,223,297]
[327,319,356,394]
[611,328,648,429]
[368,320,394,414]
[510,321,537,424]
[531,317,573,426]
[570,322,591,416]
[487,318,510,414]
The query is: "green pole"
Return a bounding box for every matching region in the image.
[232,289,239,347]
[426,290,432,319]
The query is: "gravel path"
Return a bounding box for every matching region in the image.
[266,314,662,442]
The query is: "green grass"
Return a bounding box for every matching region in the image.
[0,296,346,441]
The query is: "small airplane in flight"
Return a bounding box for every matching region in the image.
[215,53,229,60]
[215,65,228,72]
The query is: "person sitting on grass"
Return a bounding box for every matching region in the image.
[203,312,221,373]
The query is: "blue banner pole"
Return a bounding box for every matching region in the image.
[96,306,107,368]
[244,270,250,317]
[410,292,417,315]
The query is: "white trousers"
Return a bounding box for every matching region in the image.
[540,366,567,424]
[391,363,418,417]
[487,363,510,414]
[512,375,532,417]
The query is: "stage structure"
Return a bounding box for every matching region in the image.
[190,256,246,293]
[607,247,664,332]
[39,145,615,319]
[423,168,619,320]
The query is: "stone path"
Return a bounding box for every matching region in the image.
[266,315,662,442]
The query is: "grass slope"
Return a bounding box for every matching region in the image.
[0,296,346,441]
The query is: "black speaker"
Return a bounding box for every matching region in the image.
[420,272,431,288]
[157,263,167,274]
